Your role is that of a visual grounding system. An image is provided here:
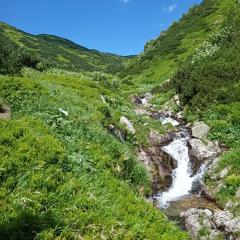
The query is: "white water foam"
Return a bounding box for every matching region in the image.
[157,137,206,208]
[159,116,179,126]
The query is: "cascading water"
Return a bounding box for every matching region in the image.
[156,116,207,208]
[137,93,208,210]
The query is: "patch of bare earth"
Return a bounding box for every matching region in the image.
[0,105,11,120]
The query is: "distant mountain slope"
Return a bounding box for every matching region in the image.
[0,22,128,73]
[121,0,238,87]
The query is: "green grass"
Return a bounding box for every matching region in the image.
[0,70,188,239]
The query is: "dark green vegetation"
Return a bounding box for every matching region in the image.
[0,22,128,74]
[1,0,240,239]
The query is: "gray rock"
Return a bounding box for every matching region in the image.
[191,121,210,139]
[225,216,240,234]
[189,139,221,162]
[180,208,215,239]
[212,210,233,229]
[120,116,136,134]
[149,129,172,146]
[207,158,220,180]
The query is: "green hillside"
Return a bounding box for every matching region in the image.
[120,0,238,90]
[0,22,128,73]
[0,0,240,239]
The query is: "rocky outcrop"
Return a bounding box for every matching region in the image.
[189,138,221,175]
[180,208,220,240]
[181,208,240,239]
[120,116,136,135]
[148,129,173,146]
[138,145,177,193]
[191,122,210,139]
[189,139,221,162]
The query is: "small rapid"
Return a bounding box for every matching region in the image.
[156,116,206,208]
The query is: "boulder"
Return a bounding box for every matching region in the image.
[149,129,173,146]
[201,184,223,201]
[138,146,177,193]
[120,116,136,134]
[211,211,240,234]
[212,211,233,229]
[189,139,221,162]
[191,121,210,139]
[224,216,240,234]
[180,208,215,239]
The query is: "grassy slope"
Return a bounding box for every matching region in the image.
[0,22,128,73]
[120,0,237,92]
[172,2,240,215]
[0,69,188,239]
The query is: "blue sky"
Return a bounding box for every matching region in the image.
[0,0,202,55]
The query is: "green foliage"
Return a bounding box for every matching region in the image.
[0,34,41,75]
[120,0,236,84]
[0,22,128,74]
[173,27,240,108]
[0,71,189,239]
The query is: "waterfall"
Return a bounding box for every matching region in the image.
[156,116,206,208]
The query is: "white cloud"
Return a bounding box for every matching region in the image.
[163,4,178,12]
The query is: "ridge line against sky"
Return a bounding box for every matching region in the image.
[1,0,202,55]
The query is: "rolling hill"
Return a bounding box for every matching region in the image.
[0,21,128,73]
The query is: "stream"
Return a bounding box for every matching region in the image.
[154,115,210,212]
[138,95,219,217]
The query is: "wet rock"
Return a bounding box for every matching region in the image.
[120,116,136,135]
[138,146,177,193]
[191,121,210,139]
[176,111,183,119]
[201,184,223,201]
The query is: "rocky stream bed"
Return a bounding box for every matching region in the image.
[134,93,240,240]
